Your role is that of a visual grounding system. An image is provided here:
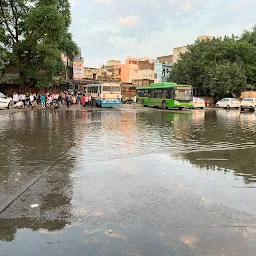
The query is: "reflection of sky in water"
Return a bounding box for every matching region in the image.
[1,108,256,255]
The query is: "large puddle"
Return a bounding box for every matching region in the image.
[0,108,256,255]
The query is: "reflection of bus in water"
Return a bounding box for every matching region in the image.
[136,82,193,110]
[84,83,121,108]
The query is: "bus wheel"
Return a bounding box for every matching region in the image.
[141,100,145,107]
[162,101,167,110]
[178,107,183,110]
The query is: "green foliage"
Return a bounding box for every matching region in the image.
[0,0,78,90]
[169,27,256,98]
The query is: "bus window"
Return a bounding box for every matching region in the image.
[167,88,174,99]
[155,89,163,98]
[112,86,121,92]
[103,86,112,92]
[162,89,168,99]
[175,89,193,100]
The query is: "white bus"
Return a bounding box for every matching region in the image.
[84,83,121,108]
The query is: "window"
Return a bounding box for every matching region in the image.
[137,90,149,97]
[103,86,112,92]
[175,89,193,100]
[112,86,121,92]
[244,98,254,102]
[0,93,6,98]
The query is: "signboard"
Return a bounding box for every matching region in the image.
[73,57,84,80]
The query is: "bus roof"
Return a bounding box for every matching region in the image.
[136,82,192,90]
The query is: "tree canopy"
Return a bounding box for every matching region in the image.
[169,26,256,99]
[0,0,78,90]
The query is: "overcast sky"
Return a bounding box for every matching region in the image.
[70,0,255,67]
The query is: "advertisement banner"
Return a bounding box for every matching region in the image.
[73,57,84,80]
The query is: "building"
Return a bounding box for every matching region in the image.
[197,35,213,42]
[157,55,173,65]
[84,67,100,80]
[154,60,172,83]
[98,60,122,82]
[120,57,140,83]
[138,59,155,81]
[173,35,213,64]
[173,46,189,64]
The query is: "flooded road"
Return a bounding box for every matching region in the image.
[0,107,256,255]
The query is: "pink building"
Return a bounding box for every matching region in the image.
[121,57,140,83]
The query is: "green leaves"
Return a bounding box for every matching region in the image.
[0,0,77,89]
[169,28,256,99]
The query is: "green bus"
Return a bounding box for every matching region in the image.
[136,82,193,110]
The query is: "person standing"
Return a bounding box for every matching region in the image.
[66,93,71,108]
[58,92,63,108]
[13,92,19,105]
[25,93,31,109]
[77,94,82,106]
[88,94,93,108]
[29,93,34,107]
[20,93,26,108]
[85,95,89,107]
[81,94,86,107]
[40,94,46,108]
[133,95,137,109]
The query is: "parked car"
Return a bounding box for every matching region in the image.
[193,97,205,109]
[241,98,256,111]
[216,98,240,109]
[0,92,11,109]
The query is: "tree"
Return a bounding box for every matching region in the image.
[0,0,78,91]
[206,62,247,99]
[169,32,256,98]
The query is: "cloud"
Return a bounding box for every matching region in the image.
[119,16,140,25]
[70,0,256,67]
[94,0,113,4]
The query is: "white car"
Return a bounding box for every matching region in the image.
[193,97,205,109]
[241,98,256,111]
[216,98,240,109]
[0,92,11,109]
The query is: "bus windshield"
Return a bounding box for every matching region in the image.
[103,86,121,93]
[112,86,121,92]
[175,89,193,101]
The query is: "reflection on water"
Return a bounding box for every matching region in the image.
[0,108,256,253]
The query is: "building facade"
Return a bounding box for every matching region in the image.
[154,60,172,83]
[84,67,100,80]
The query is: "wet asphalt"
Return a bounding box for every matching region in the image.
[0,105,256,256]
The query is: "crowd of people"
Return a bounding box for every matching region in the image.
[11,91,94,109]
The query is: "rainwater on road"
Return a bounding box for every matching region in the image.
[0,106,256,256]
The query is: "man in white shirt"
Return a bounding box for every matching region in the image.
[13,93,19,104]
[29,93,34,107]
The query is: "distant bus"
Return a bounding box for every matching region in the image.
[136,82,193,110]
[84,83,121,108]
